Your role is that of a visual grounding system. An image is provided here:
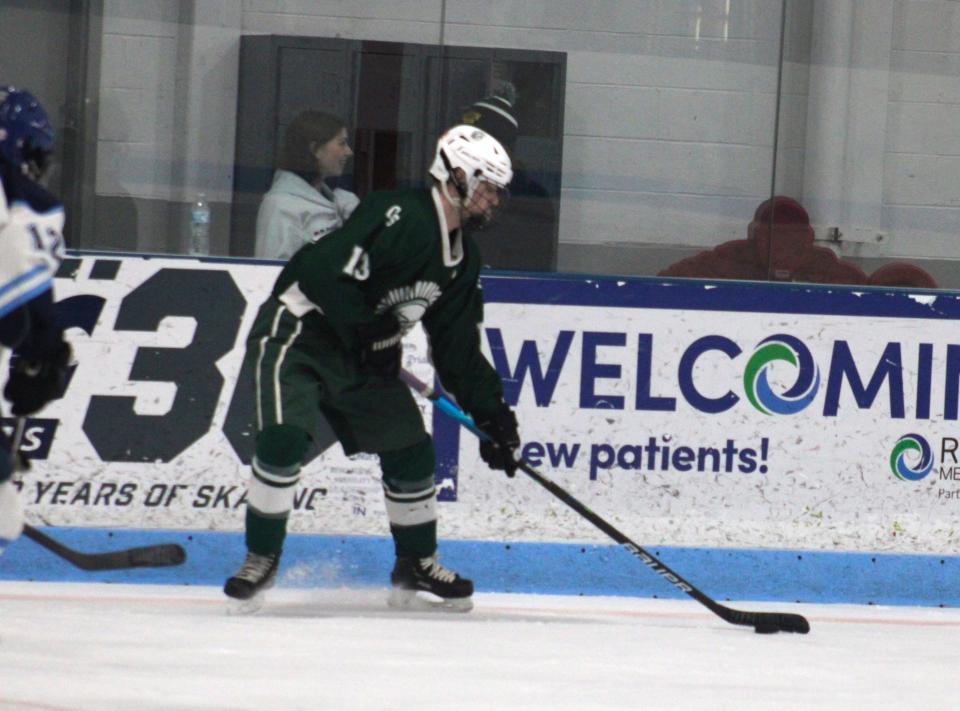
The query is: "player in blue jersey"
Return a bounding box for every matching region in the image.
[0,87,71,554]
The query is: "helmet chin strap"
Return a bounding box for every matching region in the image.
[20,146,52,183]
[22,160,44,182]
[439,180,466,211]
[439,180,488,230]
[439,148,470,205]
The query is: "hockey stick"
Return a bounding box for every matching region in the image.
[21,524,186,571]
[6,417,187,571]
[400,369,810,634]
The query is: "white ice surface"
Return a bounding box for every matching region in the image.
[1,582,959,710]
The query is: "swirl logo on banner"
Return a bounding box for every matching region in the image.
[890,434,934,482]
[743,334,821,416]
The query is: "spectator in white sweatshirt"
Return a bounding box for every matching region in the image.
[254,110,360,260]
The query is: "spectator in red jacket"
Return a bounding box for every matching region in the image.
[660,196,869,285]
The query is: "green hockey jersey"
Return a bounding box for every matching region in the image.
[272,186,504,419]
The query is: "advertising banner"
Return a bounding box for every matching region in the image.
[3,255,430,538]
[5,253,960,555]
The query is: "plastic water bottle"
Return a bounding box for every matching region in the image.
[190,193,211,255]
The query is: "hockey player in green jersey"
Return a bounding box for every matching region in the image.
[225,126,521,611]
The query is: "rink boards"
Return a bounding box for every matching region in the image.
[2,251,960,604]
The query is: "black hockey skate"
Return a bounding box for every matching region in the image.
[388,555,474,612]
[224,550,280,613]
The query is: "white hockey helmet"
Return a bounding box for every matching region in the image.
[429,125,513,206]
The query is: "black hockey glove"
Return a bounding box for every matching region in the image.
[476,402,520,477]
[356,314,402,379]
[4,339,71,416]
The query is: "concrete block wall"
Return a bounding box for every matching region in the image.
[98,0,180,203]
[885,0,960,259]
